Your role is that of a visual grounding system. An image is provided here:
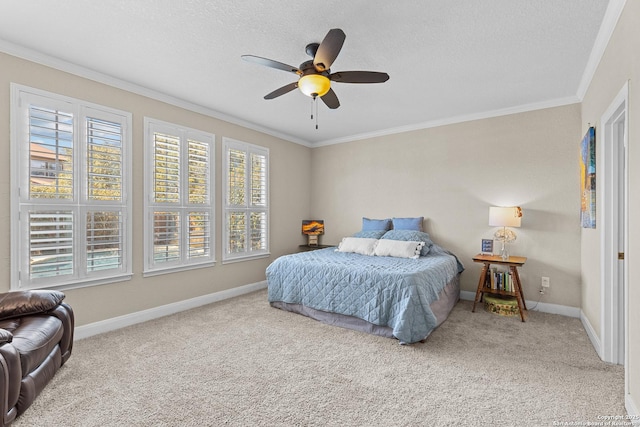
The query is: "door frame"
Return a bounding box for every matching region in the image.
[599,81,628,370]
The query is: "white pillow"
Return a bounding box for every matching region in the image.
[374,239,425,259]
[336,237,378,256]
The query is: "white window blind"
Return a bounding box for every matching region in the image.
[223,138,269,262]
[144,118,214,275]
[87,117,123,202]
[153,132,181,203]
[29,106,74,200]
[29,211,74,279]
[153,211,181,263]
[86,210,123,272]
[11,85,132,290]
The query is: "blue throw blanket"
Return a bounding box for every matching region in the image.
[266,244,463,343]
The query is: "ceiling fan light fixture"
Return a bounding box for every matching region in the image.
[298,74,331,98]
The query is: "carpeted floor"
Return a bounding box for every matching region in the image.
[15,289,625,426]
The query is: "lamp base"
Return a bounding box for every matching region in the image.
[499,242,509,261]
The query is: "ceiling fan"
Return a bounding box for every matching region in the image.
[241,28,389,110]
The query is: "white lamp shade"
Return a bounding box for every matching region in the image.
[489,206,522,228]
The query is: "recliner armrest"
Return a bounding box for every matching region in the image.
[49,303,75,365]
[0,328,13,345]
[0,290,65,321]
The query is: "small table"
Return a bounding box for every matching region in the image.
[471,254,528,322]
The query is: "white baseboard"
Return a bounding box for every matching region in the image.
[627,394,640,425]
[459,291,581,318]
[74,281,268,340]
[580,310,603,360]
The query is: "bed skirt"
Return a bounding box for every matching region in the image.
[270,273,460,343]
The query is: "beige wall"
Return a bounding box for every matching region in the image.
[0,52,312,326]
[310,104,582,307]
[581,0,640,413]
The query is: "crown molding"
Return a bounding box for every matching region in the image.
[312,96,581,147]
[0,39,310,147]
[576,0,627,101]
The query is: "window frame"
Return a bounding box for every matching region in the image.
[222,137,270,263]
[143,117,215,276]
[10,83,133,291]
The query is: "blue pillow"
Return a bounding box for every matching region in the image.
[352,230,387,239]
[362,217,391,231]
[381,230,433,256]
[392,217,424,231]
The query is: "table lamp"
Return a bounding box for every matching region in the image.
[302,220,324,246]
[489,206,522,260]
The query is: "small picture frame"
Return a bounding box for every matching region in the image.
[481,239,494,255]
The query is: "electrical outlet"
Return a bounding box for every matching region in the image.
[541,276,550,288]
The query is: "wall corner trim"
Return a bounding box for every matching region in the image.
[576,0,628,100]
[580,310,603,360]
[626,394,640,425]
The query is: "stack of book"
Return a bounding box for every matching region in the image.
[486,268,514,292]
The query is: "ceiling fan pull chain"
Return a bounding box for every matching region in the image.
[315,97,319,130]
[310,97,314,120]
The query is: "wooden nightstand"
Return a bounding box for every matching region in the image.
[471,254,528,322]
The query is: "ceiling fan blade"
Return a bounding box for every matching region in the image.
[241,55,300,74]
[320,88,340,109]
[264,82,298,100]
[313,29,346,72]
[330,71,390,83]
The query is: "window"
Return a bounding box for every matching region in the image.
[11,84,132,290]
[144,118,215,275]
[222,138,269,262]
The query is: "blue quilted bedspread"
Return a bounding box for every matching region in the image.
[266,245,463,343]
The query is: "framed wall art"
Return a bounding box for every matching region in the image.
[580,127,596,229]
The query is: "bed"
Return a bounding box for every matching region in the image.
[266,231,464,344]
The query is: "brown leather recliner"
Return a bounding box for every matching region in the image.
[0,290,74,426]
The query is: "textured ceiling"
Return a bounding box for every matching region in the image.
[0,0,612,146]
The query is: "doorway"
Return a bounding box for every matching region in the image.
[600,81,628,367]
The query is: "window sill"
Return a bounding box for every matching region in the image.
[15,273,133,292]
[221,253,271,265]
[143,260,216,278]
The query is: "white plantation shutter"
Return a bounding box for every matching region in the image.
[227,148,246,206]
[227,211,246,254]
[144,119,214,275]
[186,141,211,260]
[223,138,269,261]
[12,85,132,290]
[249,152,267,251]
[187,211,210,258]
[250,152,267,207]
[188,140,209,204]
[85,116,126,276]
[153,211,181,263]
[29,211,74,279]
[250,211,267,251]
[153,133,181,203]
[87,117,123,202]
[29,106,74,200]
[86,210,123,272]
